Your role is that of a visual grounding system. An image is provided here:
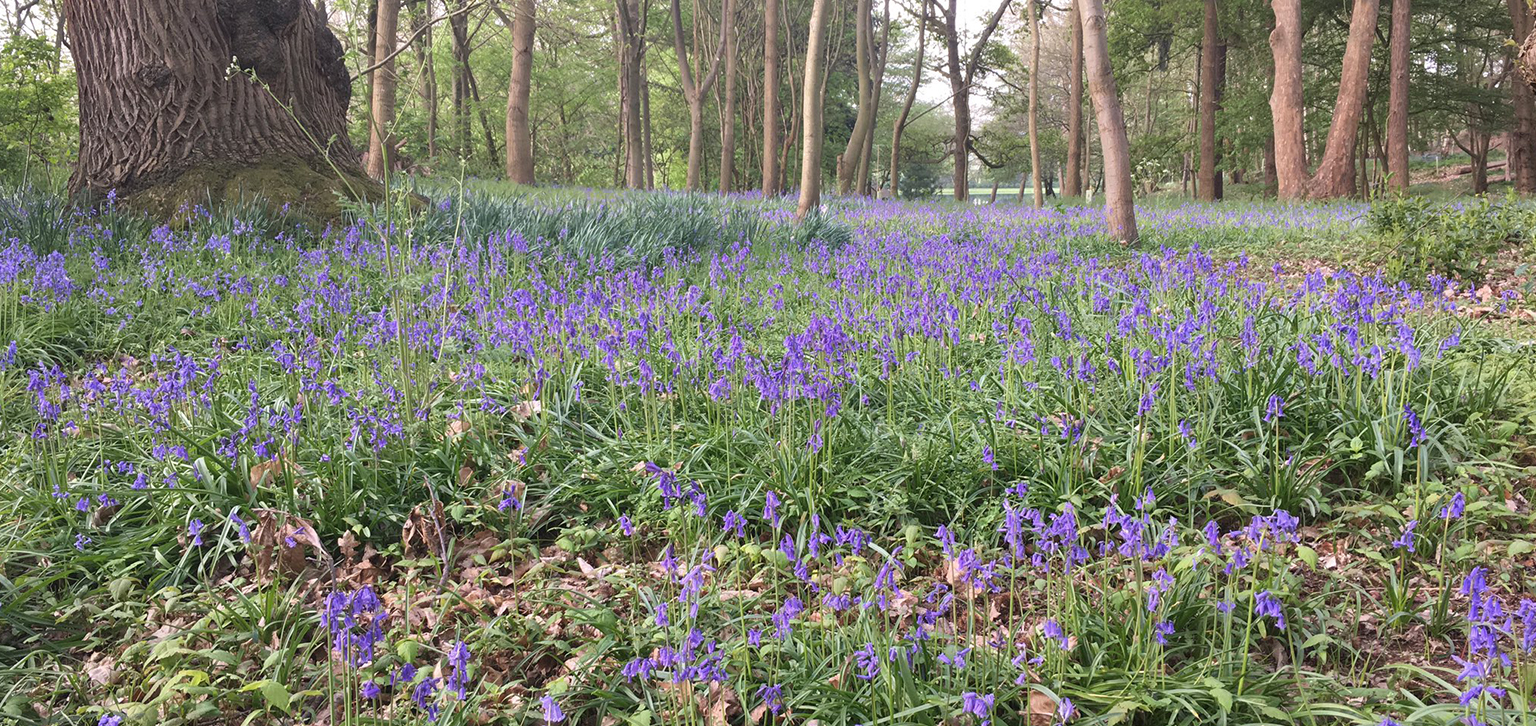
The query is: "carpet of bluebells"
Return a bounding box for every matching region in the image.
[2,188,1535,726]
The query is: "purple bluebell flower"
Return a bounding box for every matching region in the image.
[540,694,565,722]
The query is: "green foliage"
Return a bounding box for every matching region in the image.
[1370,195,1535,285]
[0,37,74,180]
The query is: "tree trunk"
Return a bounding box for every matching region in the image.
[1509,0,1536,193]
[449,1,472,158]
[762,0,782,196]
[837,0,874,195]
[720,11,739,193]
[890,8,926,200]
[366,0,401,179]
[616,0,646,188]
[1064,0,1084,197]
[1197,0,1223,201]
[1303,0,1379,198]
[408,0,439,160]
[858,0,891,197]
[937,0,1013,202]
[65,0,375,219]
[1385,0,1408,192]
[505,0,536,183]
[1268,0,1307,199]
[1027,0,1043,208]
[671,0,733,191]
[795,0,831,219]
[1263,135,1278,191]
[1080,0,1137,244]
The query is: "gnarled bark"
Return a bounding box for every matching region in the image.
[65,0,374,218]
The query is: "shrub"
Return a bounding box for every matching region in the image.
[1370,194,1534,286]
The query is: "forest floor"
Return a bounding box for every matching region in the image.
[2,187,1536,726]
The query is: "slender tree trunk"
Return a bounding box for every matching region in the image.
[408,0,439,160]
[671,0,734,191]
[1027,0,1043,207]
[1509,0,1536,193]
[1064,0,1084,197]
[1304,0,1380,198]
[1263,135,1278,191]
[65,0,374,217]
[506,0,536,183]
[858,0,890,197]
[720,13,739,193]
[890,9,925,200]
[837,0,874,195]
[795,0,831,218]
[1385,0,1409,192]
[762,0,781,195]
[1080,0,1137,244]
[449,0,472,158]
[643,65,655,187]
[1268,0,1307,198]
[1196,0,1223,201]
[616,0,646,188]
[366,0,401,179]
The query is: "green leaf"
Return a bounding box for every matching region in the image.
[1296,545,1318,569]
[1210,686,1233,713]
[1508,540,1534,557]
[241,680,293,713]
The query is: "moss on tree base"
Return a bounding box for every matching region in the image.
[117,154,385,225]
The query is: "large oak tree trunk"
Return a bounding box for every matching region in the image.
[366,0,401,179]
[762,0,781,196]
[1080,0,1137,244]
[795,0,831,219]
[1064,0,1084,197]
[66,0,374,218]
[1510,0,1536,193]
[506,0,536,184]
[1197,0,1223,201]
[1386,0,1409,192]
